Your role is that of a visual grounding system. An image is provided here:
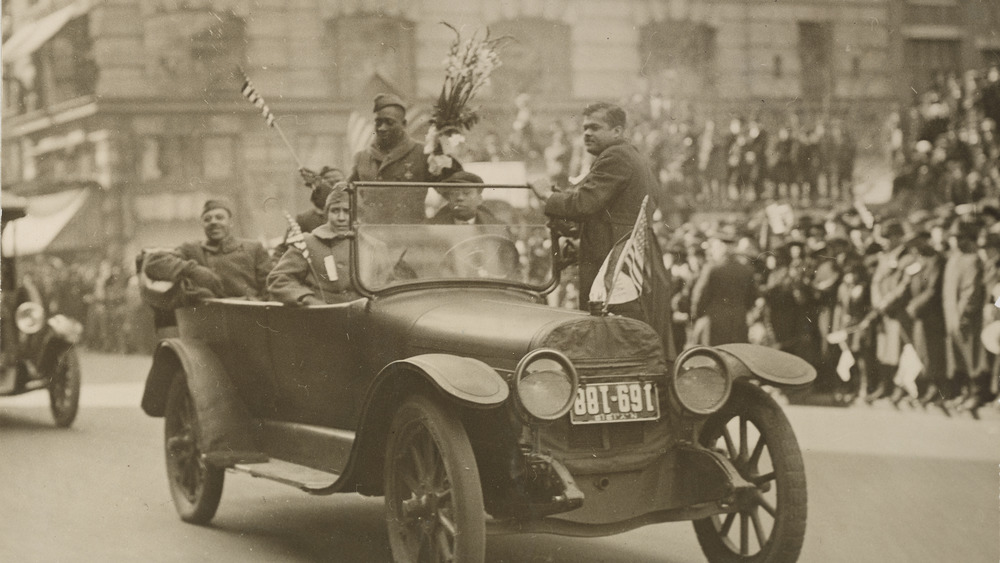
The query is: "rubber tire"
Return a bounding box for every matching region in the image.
[693,380,807,563]
[49,348,81,428]
[164,374,224,525]
[385,394,486,563]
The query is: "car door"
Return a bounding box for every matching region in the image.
[264,299,368,429]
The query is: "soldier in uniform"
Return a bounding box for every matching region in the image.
[143,199,272,303]
[348,93,459,224]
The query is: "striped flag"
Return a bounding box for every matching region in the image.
[241,75,276,127]
[590,195,649,307]
[283,211,309,260]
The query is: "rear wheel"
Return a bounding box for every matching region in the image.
[164,374,224,524]
[48,347,81,428]
[693,380,807,563]
[384,394,486,563]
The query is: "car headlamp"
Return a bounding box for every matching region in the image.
[514,349,578,424]
[15,302,45,335]
[671,347,731,416]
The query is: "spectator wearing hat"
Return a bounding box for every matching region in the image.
[867,219,912,403]
[268,188,394,306]
[143,199,273,302]
[428,171,501,225]
[902,230,947,409]
[941,219,985,411]
[348,93,459,224]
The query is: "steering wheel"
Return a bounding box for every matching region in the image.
[440,234,520,279]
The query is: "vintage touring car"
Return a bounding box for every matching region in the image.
[1,196,83,427]
[141,182,814,562]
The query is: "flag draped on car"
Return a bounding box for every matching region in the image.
[589,195,676,360]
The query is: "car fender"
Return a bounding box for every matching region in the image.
[379,354,510,408]
[714,343,816,388]
[141,338,261,459]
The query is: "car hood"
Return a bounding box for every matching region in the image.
[369,289,666,374]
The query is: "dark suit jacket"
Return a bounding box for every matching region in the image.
[544,141,657,309]
[691,258,758,346]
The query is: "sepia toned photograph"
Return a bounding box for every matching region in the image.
[1,1,997,561]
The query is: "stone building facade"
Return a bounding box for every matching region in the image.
[2,0,994,259]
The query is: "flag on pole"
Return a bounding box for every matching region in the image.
[283,211,309,260]
[590,196,649,307]
[241,75,276,127]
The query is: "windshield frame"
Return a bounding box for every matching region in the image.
[347,181,561,298]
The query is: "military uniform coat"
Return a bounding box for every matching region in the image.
[350,137,459,224]
[268,225,392,305]
[543,140,657,310]
[144,236,272,301]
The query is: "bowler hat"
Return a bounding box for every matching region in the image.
[442,171,484,184]
[373,93,406,113]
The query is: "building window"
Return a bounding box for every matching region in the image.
[903,39,960,93]
[487,17,572,101]
[203,136,235,179]
[773,55,783,78]
[852,56,861,78]
[798,21,834,101]
[327,14,416,101]
[32,15,95,109]
[638,19,717,100]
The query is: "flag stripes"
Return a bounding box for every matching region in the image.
[241,78,276,127]
[283,211,310,260]
[590,195,650,307]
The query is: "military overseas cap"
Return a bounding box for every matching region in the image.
[324,183,350,211]
[202,198,233,217]
[373,93,406,113]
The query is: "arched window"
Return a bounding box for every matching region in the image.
[327,14,416,101]
[486,17,572,102]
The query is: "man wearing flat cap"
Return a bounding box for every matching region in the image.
[349,93,459,224]
[143,199,273,303]
[942,218,985,413]
[429,171,501,225]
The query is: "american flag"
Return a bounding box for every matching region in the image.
[590,195,649,307]
[241,75,276,127]
[283,211,309,260]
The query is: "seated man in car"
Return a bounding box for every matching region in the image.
[268,187,393,306]
[142,199,272,304]
[428,171,502,225]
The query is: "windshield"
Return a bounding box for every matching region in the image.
[353,182,555,293]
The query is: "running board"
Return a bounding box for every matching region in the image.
[232,459,340,492]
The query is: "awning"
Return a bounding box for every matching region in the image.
[1,188,106,257]
[1,0,92,64]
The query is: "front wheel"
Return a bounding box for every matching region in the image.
[693,380,807,563]
[384,394,486,563]
[164,374,224,524]
[49,347,81,428]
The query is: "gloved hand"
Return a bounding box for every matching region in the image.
[181,263,224,297]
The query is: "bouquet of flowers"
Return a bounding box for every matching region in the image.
[425,22,509,175]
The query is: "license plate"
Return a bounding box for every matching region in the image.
[570,382,660,425]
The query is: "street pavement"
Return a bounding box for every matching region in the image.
[1,350,997,562]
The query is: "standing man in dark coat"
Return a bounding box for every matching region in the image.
[941,219,985,410]
[529,102,657,310]
[691,232,759,346]
[348,93,457,224]
[903,231,947,408]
